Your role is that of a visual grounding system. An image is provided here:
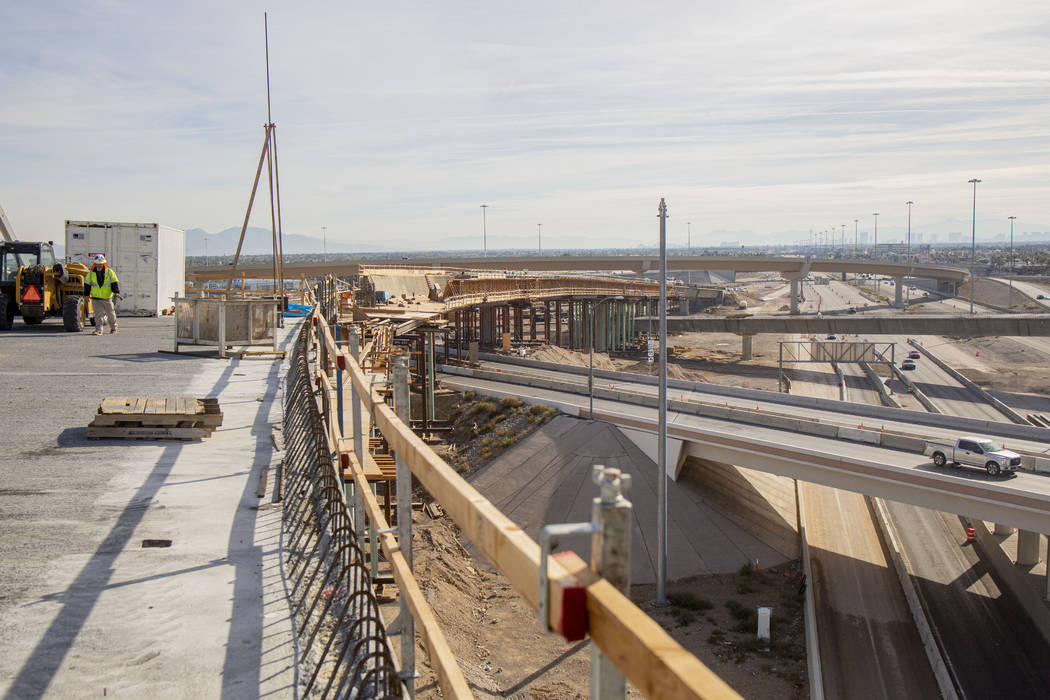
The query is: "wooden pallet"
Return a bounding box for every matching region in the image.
[87,396,222,440]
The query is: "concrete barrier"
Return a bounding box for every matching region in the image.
[909,340,1028,425]
[837,426,881,445]
[476,352,1050,442]
[796,483,824,700]
[870,498,958,699]
[860,362,900,408]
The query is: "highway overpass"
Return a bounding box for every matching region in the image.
[187,254,968,284]
[438,365,1050,535]
[652,313,1050,338]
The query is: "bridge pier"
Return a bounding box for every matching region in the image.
[1017,530,1042,566]
[994,523,1015,536]
[740,334,755,361]
[480,306,495,345]
[789,280,800,315]
[893,277,904,307]
[596,302,609,352]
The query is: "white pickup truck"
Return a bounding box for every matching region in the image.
[925,437,1022,477]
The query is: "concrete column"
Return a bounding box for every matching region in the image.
[789,279,799,315]
[740,334,755,361]
[894,277,904,306]
[556,300,562,346]
[596,303,608,352]
[1018,530,1041,566]
[994,523,1015,536]
[480,306,494,345]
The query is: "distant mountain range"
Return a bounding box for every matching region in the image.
[184,227,388,256]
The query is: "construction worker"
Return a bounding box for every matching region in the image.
[84,254,121,335]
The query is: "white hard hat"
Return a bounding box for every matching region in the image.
[92,254,107,264]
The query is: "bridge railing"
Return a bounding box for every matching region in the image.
[307,282,740,699]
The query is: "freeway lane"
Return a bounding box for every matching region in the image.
[438,372,1050,533]
[465,359,1050,458]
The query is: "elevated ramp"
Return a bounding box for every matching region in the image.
[467,415,798,583]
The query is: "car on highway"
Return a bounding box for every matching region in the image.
[1038,294,1046,300]
[826,333,837,340]
[908,350,921,359]
[848,306,857,314]
[925,437,1021,476]
[901,359,916,370]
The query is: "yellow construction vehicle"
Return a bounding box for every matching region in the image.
[0,205,93,331]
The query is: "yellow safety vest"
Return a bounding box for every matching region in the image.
[87,266,119,299]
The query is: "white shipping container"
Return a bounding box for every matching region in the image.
[65,221,185,317]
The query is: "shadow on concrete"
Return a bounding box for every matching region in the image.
[3,328,294,700]
[468,416,796,583]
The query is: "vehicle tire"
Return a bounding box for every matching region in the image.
[986,461,1001,477]
[63,295,84,332]
[932,452,947,467]
[0,294,12,331]
[23,314,43,325]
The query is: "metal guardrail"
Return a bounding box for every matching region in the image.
[281,320,403,699]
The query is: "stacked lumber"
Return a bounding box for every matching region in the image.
[87,397,223,440]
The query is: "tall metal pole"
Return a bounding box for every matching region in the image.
[853,219,858,258]
[1008,215,1016,308]
[687,221,691,252]
[906,201,914,304]
[656,198,669,606]
[969,179,981,314]
[537,223,542,254]
[322,225,327,261]
[480,204,488,256]
[873,213,879,295]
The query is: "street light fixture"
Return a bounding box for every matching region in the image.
[537,223,542,255]
[968,179,981,314]
[1008,215,1016,308]
[853,219,858,258]
[588,295,625,420]
[480,204,489,256]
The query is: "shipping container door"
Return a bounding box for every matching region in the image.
[112,227,158,316]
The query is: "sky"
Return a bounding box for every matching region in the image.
[2,1,1049,252]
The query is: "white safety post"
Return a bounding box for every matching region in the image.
[591,465,633,700]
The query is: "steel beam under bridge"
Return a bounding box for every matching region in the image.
[644,313,1050,337]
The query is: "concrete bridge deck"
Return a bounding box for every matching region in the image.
[0,319,298,698]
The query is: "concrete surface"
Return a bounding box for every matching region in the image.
[467,416,796,583]
[0,317,299,698]
[655,313,1050,337]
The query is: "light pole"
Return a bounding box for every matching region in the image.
[322,225,327,261]
[537,223,542,255]
[480,204,488,256]
[969,179,981,314]
[873,212,879,294]
[656,197,668,607]
[1008,215,1016,308]
[906,201,914,303]
[853,219,858,259]
[841,223,846,256]
[687,221,692,252]
[588,294,624,420]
